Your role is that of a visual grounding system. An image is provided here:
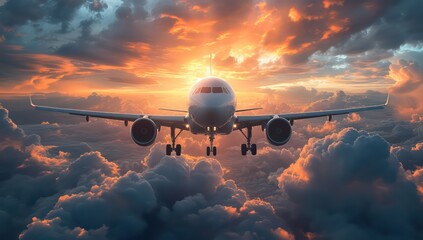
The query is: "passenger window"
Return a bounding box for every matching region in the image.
[212,87,223,93]
[200,87,211,93]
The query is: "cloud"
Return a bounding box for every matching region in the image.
[0,45,80,91]
[0,0,108,32]
[21,154,292,240]
[389,59,423,121]
[0,92,138,125]
[0,103,25,142]
[274,128,423,239]
[1,0,422,94]
[0,103,293,239]
[262,0,403,64]
[56,0,179,65]
[391,142,423,171]
[304,90,372,112]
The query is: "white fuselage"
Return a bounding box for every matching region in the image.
[188,77,236,135]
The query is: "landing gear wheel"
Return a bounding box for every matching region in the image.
[212,146,217,156]
[251,144,257,155]
[166,127,184,156]
[206,147,211,156]
[175,144,182,156]
[239,126,258,156]
[166,144,172,156]
[241,144,247,155]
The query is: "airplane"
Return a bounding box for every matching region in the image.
[30,76,389,156]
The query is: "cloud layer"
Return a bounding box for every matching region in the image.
[1,0,422,92]
[0,103,296,240]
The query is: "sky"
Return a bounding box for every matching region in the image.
[1,0,423,239]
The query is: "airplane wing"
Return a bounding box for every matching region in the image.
[236,95,389,128]
[29,97,187,129]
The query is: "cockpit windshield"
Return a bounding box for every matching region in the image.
[194,87,230,95]
[212,87,223,93]
[200,87,211,93]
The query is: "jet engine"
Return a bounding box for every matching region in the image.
[131,118,157,146]
[265,117,292,146]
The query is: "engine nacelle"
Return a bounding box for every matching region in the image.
[131,118,158,146]
[265,117,292,146]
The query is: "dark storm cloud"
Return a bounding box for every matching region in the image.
[339,0,423,55]
[261,0,423,64]
[0,0,46,28]
[56,34,140,66]
[0,0,108,32]
[88,0,107,12]
[56,0,181,65]
[52,0,250,66]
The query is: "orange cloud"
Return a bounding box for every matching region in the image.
[389,60,423,121]
[321,24,343,40]
[306,121,338,135]
[344,113,361,123]
[274,227,295,240]
[12,54,78,91]
[0,0,405,95]
[323,0,344,9]
[288,8,302,22]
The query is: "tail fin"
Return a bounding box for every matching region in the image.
[209,53,212,76]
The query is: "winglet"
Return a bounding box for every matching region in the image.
[29,96,36,107]
[385,94,390,106]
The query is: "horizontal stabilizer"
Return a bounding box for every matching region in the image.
[159,108,188,113]
[235,107,262,112]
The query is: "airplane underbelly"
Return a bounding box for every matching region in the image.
[189,120,234,135]
[188,106,235,134]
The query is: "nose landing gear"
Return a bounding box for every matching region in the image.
[206,146,216,156]
[239,126,257,155]
[166,127,183,156]
[206,126,217,156]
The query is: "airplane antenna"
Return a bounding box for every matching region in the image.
[209,53,212,76]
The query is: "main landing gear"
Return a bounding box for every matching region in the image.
[166,127,183,156]
[206,126,217,156]
[239,126,257,156]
